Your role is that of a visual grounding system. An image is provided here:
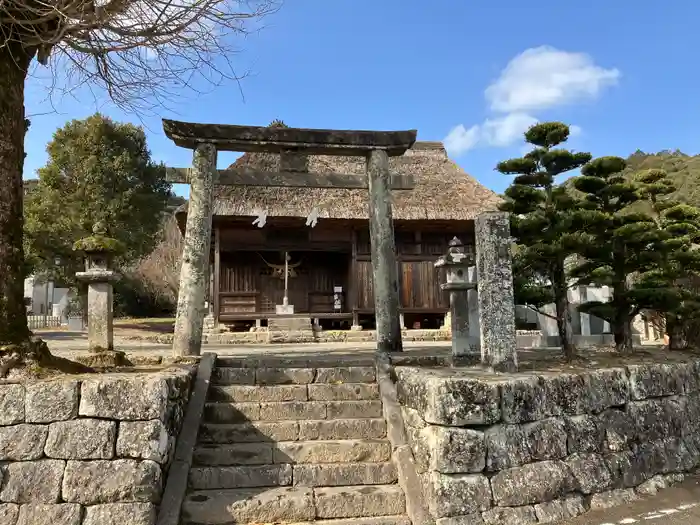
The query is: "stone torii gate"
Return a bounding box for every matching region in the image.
[162,119,418,356]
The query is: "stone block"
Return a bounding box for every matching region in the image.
[490,461,573,507]
[565,453,613,494]
[401,407,427,430]
[533,494,586,523]
[0,385,24,425]
[188,464,292,490]
[193,443,272,466]
[61,459,161,504]
[212,367,255,385]
[79,377,168,420]
[0,460,65,503]
[82,503,156,525]
[499,376,553,424]
[482,506,537,525]
[587,488,638,510]
[274,440,390,464]
[199,421,299,443]
[540,373,587,416]
[308,383,379,401]
[636,474,671,496]
[0,424,47,460]
[292,462,396,486]
[627,397,683,442]
[259,401,326,421]
[485,425,530,471]
[326,401,383,419]
[25,381,79,423]
[117,420,169,462]
[315,485,406,519]
[0,504,18,525]
[627,363,690,400]
[182,487,315,524]
[428,471,492,518]
[598,408,635,453]
[204,402,260,423]
[315,366,376,383]
[16,504,81,525]
[605,449,652,489]
[298,419,386,441]
[436,516,484,525]
[521,418,567,462]
[209,385,308,403]
[430,426,486,474]
[580,368,629,413]
[256,368,315,385]
[396,368,500,426]
[565,415,603,454]
[45,419,116,459]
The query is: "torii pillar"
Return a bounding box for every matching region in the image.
[162,120,417,356]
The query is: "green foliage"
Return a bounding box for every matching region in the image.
[570,157,669,352]
[498,122,592,357]
[24,113,172,289]
[73,235,126,254]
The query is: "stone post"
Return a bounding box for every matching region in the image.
[366,149,402,353]
[435,237,479,362]
[173,143,218,356]
[74,222,123,352]
[475,211,518,371]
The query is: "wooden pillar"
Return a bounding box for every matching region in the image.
[214,226,221,323]
[366,149,402,352]
[173,143,217,356]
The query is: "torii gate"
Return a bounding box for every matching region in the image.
[161,120,417,356]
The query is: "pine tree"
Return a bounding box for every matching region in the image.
[498,122,592,359]
[634,169,700,349]
[570,157,666,353]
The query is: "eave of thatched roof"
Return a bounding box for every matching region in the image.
[177,141,502,222]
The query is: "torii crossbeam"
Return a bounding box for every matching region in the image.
[162,119,417,356]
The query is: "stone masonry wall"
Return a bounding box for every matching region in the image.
[0,365,194,525]
[396,360,700,525]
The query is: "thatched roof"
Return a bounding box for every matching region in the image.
[183,141,501,221]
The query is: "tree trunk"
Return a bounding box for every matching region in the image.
[552,267,576,360]
[667,315,686,350]
[0,45,33,346]
[613,315,634,354]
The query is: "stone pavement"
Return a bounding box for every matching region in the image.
[561,475,700,524]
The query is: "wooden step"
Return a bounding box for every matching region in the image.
[193,440,391,467]
[198,418,387,444]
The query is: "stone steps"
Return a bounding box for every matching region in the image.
[183,361,407,524]
[193,439,391,466]
[198,418,387,443]
[181,485,406,524]
[188,461,397,489]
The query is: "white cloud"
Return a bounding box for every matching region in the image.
[482,113,538,147]
[443,46,616,156]
[444,124,480,156]
[485,46,620,113]
[569,124,583,137]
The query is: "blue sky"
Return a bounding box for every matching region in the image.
[23,1,700,198]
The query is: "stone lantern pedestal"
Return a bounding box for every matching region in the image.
[435,237,479,363]
[74,223,123,353]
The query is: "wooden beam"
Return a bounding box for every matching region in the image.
[162,119,417,156]
[166,167,415,190]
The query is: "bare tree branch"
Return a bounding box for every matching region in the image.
[2,0,279,111]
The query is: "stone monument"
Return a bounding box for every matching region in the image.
[435,237,479,361]
[74,222,123,352]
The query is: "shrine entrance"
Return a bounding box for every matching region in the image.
[161,120,417,355]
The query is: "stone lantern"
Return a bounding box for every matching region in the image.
[435,237,479,360]
[74,222,124,352]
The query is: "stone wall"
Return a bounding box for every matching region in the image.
[396,360,700,524]
[0,366,194,525]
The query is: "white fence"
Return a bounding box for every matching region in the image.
[27,315,62,330]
